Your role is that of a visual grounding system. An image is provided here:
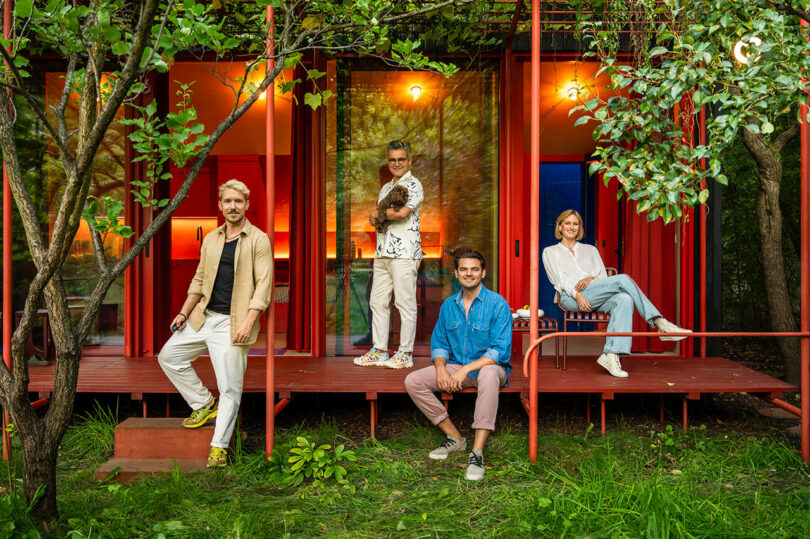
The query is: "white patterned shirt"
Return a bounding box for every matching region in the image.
[542,242,607,300]
[375,170,423,260]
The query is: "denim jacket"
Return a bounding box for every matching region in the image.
[430,283,512,384]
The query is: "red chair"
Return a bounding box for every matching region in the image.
[512,316,560,368]
[557,267,617,370]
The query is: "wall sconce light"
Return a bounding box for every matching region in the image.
[733,36,761,64]
[410,85,422,101]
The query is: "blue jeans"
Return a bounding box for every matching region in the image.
[559,274,661,355]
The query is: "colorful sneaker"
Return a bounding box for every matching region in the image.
[465,450,485,481]
[207,446,228,468]
[428,436,467,460]
[655,317,692,341]
[384,350,413,369]
[182,398,217,428]
[353,348,388,366]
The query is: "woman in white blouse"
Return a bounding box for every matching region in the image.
[542,209,691,378]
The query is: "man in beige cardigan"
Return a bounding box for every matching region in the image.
[158,179,273,468]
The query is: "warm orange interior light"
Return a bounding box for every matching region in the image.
[409,85,422,101]
[171,218,218,260]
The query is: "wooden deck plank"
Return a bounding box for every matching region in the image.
[26,355,797,397]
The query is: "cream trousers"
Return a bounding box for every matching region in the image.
[158,310,248,448]
[369,257,420,353]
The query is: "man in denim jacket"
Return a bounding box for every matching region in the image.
[404,250,511,480]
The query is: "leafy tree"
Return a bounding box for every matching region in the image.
[570,0,810,383]
[0,0,488,520]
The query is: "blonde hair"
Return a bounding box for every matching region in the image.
[218,179,250,200]
[554,209,584,240]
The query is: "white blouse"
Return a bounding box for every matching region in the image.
[542,242,607,300]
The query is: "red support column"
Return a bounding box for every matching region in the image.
[311,53,326,359]
[265,6,277,458]
[800,58,809,464]
[528,0,541,463]
[2,0,13,462]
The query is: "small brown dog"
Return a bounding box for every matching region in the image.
[374,185,409,234]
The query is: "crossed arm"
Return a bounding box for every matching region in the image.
[369,205,411,226]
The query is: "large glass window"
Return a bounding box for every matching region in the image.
[325,60,500,356]
[43,73,126,349]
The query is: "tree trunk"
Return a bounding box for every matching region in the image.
[6,343,83,521]
[21,432,59,520]
[742,126,801,385]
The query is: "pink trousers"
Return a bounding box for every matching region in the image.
[404,363,507,431]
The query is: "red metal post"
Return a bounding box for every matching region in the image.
[265,6,277,458]
[800,51,809,463]
[2,0,12,462]
[311,52,326,358]
[528,0,541,462]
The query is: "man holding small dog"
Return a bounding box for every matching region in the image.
[354,140,423,369]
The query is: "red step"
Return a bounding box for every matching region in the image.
[111,417,214,459]
[95,458,209,482]
[95,417,214,481]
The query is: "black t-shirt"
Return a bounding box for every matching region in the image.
[207,238,238,315]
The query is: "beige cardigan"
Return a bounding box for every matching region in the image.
[187,219,273,345]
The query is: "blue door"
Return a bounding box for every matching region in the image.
[538,162,594,327]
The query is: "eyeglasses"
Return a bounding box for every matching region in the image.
[387,157,410,164]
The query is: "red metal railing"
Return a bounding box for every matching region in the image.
[521,331,810,463]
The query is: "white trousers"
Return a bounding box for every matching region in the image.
[369,257,420,353]
[158,311,248,448]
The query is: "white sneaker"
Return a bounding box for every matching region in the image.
[597,353,629,378]
[428,436,467,460]
[655,317,692,341]
[465,450,485,481]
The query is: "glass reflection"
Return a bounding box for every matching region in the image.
[325,60,500,356]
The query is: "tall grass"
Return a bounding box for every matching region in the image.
[35,412,810,538]
[60,400,119,462]
[1,399,806,536]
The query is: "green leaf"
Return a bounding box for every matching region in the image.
[14,0,33,18]
[573,115,590,127]
[303,92,322,110]
[761,122,774,134]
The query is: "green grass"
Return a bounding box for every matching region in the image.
[1,408,809,537]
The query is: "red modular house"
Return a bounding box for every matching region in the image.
[6,4,810,463]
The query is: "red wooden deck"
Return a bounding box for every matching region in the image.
[27,354,796,396]
[27,354,796,406]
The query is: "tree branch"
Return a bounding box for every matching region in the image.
[75,0,160,175]
[0,37,73,159]
[139,0,175,74]
[771,122,800,152]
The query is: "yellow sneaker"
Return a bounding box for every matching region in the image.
[207,446,228,468]
[182,398,217,428]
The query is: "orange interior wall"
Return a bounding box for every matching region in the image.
[168,63,293,156]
